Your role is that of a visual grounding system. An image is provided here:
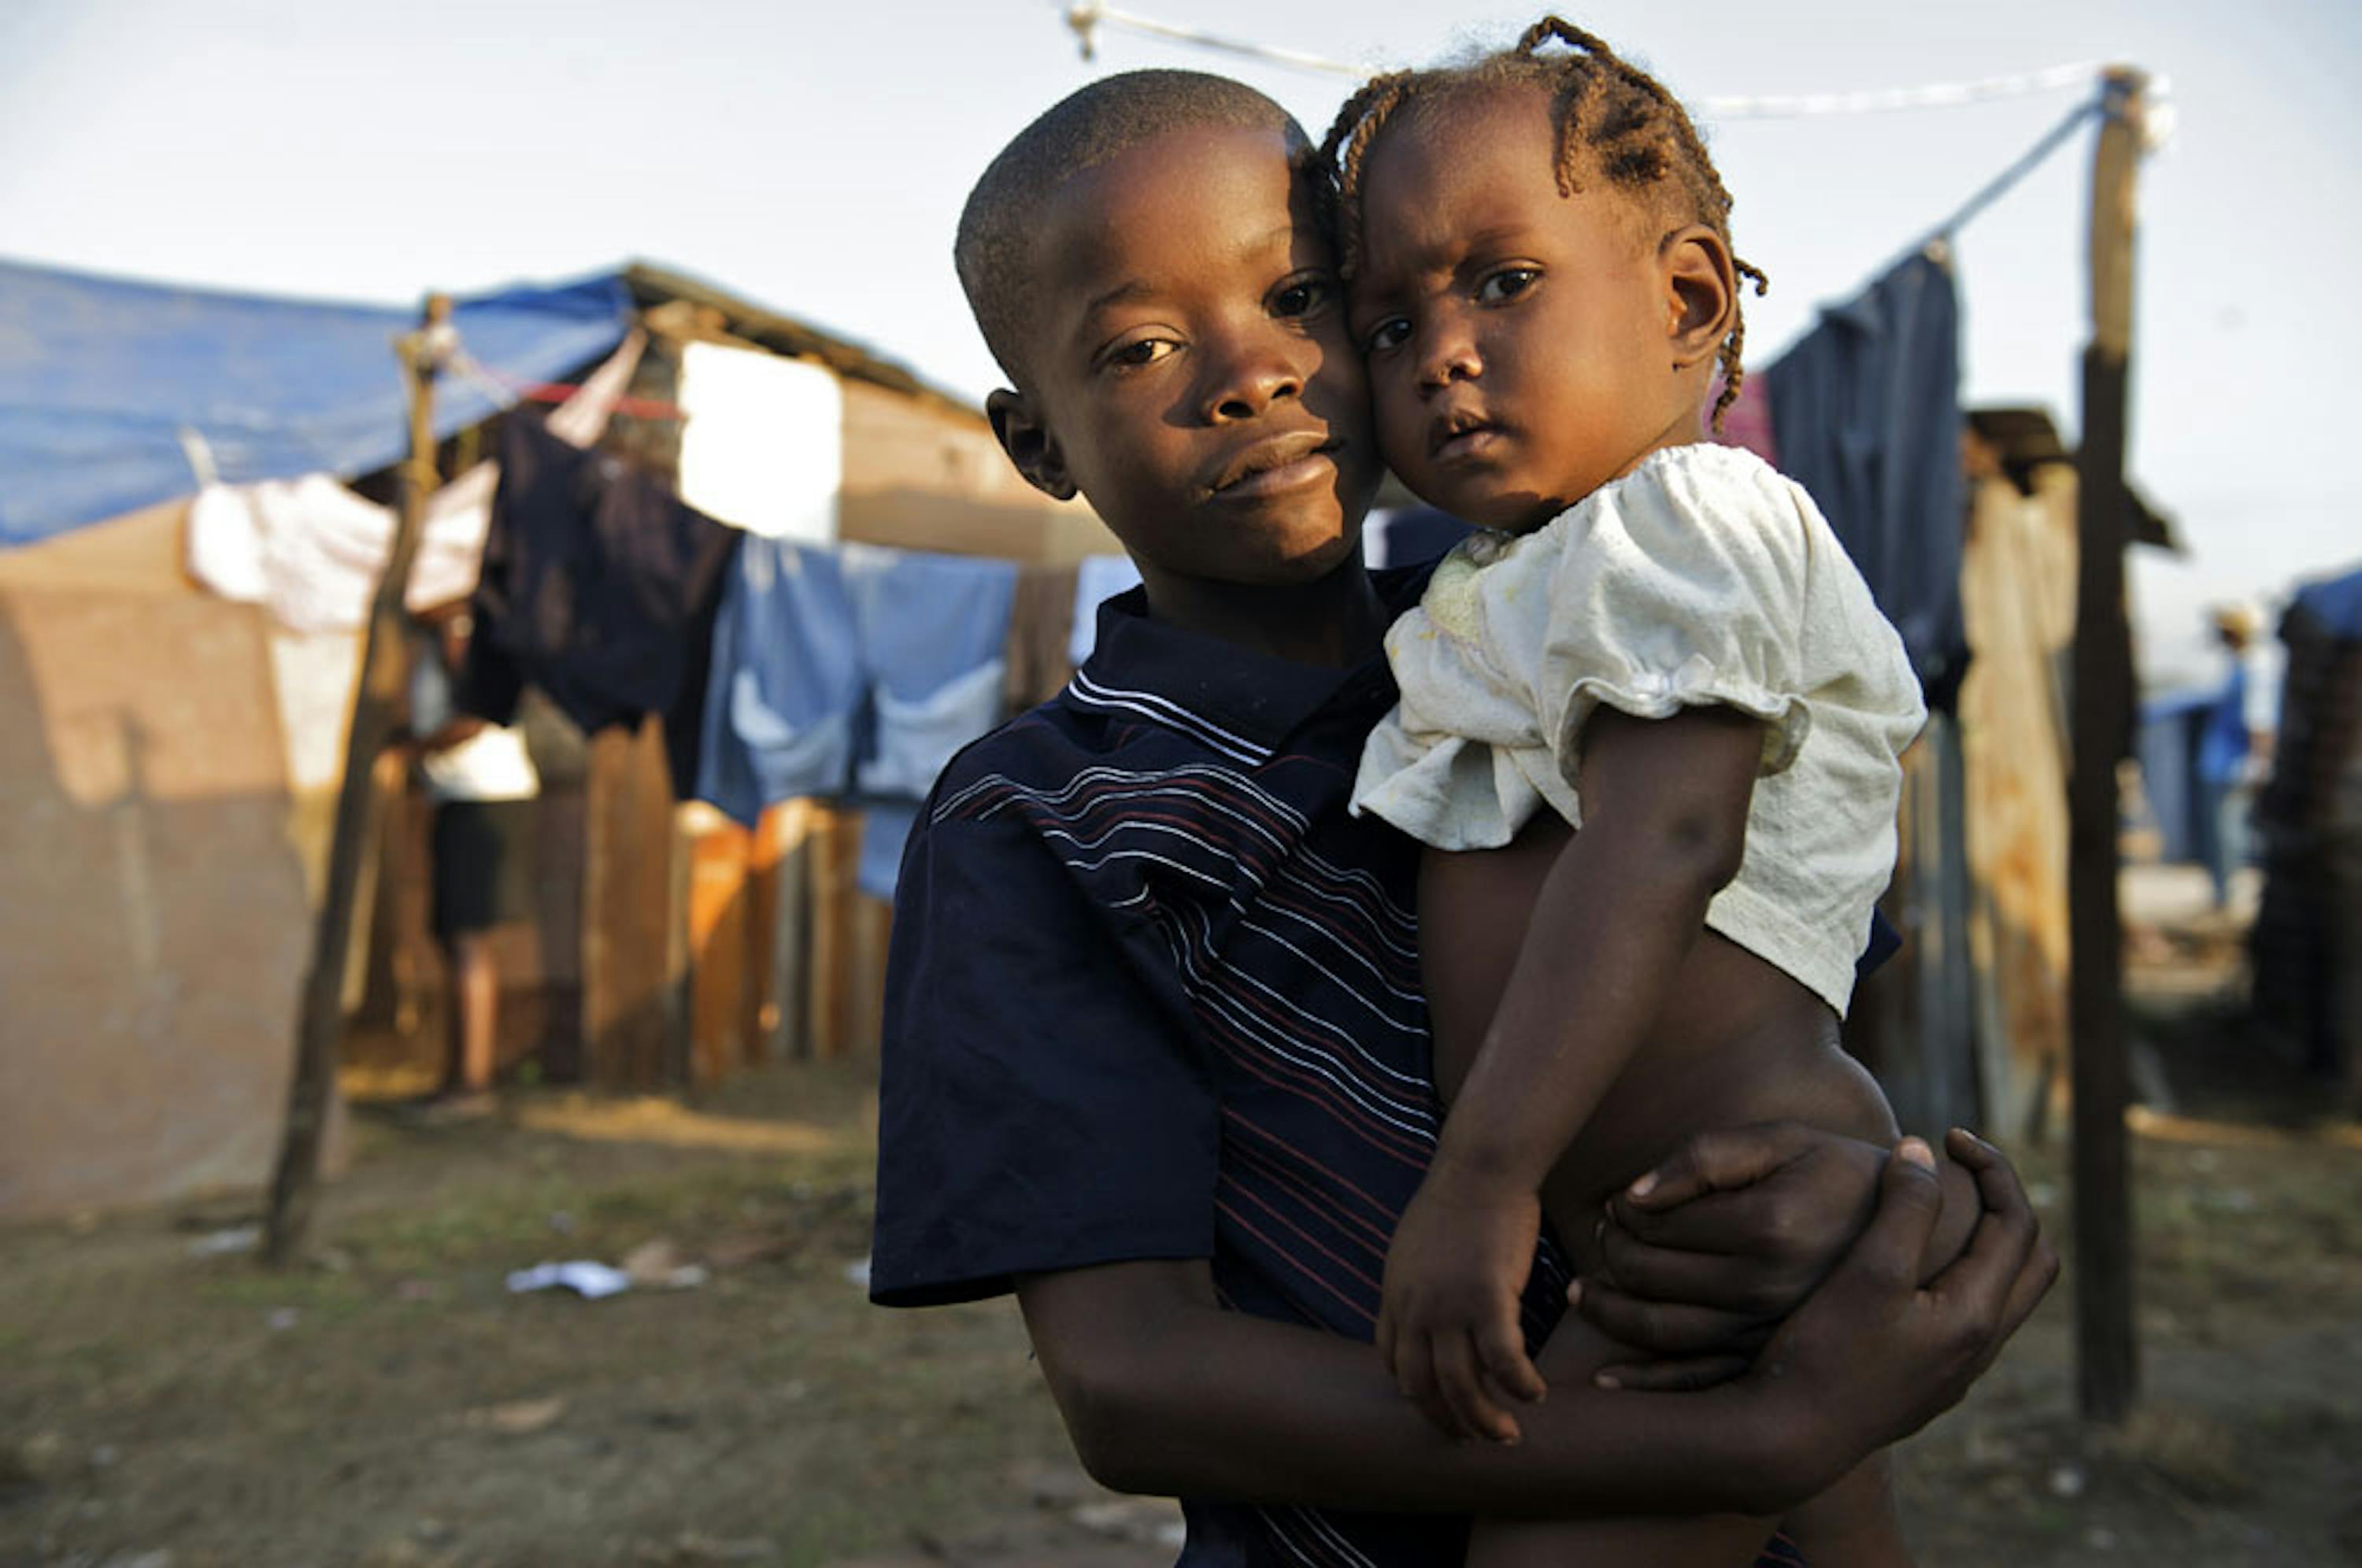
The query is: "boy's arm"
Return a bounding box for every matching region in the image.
[1022,1131,2054,1520]
[1383,705,1765,1435]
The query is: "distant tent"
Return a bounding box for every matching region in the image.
[2290,562,2362,642]
[0,258,634,546]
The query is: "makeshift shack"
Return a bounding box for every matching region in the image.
[0,255,1110,1217]
[0,261,634,1218]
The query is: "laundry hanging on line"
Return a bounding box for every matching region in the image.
[1068,554,1142,666]
[461,412,741,797]
[183,333,645,631]
[1761,250,1968,707]
[694,535,1020,899]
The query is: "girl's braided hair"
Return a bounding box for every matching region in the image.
[1318,17,1769,428]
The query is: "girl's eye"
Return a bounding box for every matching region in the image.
[1476,268,1540,304]
[1106,338,1175,369]
[1272,276,1335,318]
[1363,317,1412,354]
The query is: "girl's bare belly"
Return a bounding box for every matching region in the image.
[1419,814,1897,1261]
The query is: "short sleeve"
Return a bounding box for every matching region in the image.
[1534,449,1818,783]
[868,778,1220,1307]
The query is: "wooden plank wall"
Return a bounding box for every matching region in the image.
[581,716,685,1088]
[682,797,888,1074]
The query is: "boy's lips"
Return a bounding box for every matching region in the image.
[1205,429,1342,499]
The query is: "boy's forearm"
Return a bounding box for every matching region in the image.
[1021,1263,1825,1519]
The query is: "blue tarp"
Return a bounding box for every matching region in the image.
[0,258,635,548]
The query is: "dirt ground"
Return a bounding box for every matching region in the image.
[4,879,2358,1567]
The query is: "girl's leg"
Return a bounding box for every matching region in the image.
[1423,829,1778,1564]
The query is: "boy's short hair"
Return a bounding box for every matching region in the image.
[957,69,1309,391]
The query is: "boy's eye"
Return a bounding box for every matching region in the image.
[1362,316,1412,354]
[1105,338,1176,369]
[1476,268,1541,304]
[1270,276,1335,318]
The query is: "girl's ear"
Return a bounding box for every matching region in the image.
[987,388,1077,501]
[1660,226,1738,368]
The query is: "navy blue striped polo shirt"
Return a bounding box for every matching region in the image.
[872,567,1575,1564]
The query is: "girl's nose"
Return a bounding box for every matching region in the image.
[1416,318,1481,392]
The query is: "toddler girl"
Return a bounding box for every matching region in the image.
[1329,19,1929,1565]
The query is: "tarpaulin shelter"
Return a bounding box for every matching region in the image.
[0,257,1113,1218]
[2252,560,2362,1096]
[0,260,635,1219]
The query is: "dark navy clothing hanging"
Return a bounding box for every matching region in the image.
[1764,251,1968,707]
[462,415,739,793]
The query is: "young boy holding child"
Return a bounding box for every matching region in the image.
[869,65,2053,1566]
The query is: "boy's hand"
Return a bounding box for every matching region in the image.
[1375,1159,1547,1444]
[1573,1122,1995,1389]
[1737,1133,2057,1492]
[1572,1122,1879,1388]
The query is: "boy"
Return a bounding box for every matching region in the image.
[870,69,2053,1563]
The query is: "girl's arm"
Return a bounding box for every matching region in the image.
[1381,703,1768,1439]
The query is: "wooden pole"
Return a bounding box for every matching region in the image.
[2068,68,2146,1424]
[263,295,453,1266]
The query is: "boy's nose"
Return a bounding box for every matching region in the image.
[1201,331,1305,423]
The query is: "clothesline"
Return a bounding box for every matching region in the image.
[514,382,683,423]
[1906,92,2106,263]
[1059,2,2106,120]
[453,348,684,423]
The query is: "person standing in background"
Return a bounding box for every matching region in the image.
[2197,603,2275,908]
[395,605,541,1113]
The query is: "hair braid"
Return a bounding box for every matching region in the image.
[1320,15,1769,431]
[1316,71,1414,279]
[1714,261,1772,428]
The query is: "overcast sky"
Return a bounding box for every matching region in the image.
[6,0,2357,689]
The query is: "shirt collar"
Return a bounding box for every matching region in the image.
[1071,564,1433,759]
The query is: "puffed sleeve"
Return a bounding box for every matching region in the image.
[1531,449,1820,786]
[868,762,1220,1307]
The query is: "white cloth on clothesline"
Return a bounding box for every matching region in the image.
[183,332,645,631]
[676,340,842,545]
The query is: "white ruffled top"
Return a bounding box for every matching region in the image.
[1351,443,1926,1017]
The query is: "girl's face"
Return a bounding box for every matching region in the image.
[1348,84,1701,534]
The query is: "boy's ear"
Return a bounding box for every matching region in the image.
[1659,226,1738,368]
[986,388,1078,502]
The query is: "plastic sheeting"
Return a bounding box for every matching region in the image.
[0,258,634,548]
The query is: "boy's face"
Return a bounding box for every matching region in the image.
[1348,86,1700,533]
[990,125,1379,590]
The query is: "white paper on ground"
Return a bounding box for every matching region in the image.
[505,1260,632,1300]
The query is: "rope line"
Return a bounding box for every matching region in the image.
[1908,92,2105,259]
[1060,2,2103,120]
